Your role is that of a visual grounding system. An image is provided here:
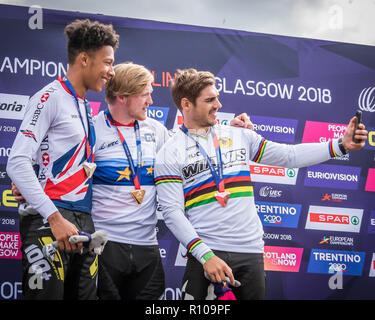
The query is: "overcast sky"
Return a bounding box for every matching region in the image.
[1,0,375,46]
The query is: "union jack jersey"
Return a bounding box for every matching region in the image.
[7,79,93,219]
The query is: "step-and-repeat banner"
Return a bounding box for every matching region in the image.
[0,4,374,300]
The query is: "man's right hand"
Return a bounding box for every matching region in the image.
[203,255,235,285]
[11,181,25,203]
[47,211,81,252]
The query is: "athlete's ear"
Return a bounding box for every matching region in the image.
[77,52,89,67]
[116,95,127,104]
[181,97,192,112]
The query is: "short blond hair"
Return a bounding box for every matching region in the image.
[105,62,153,104]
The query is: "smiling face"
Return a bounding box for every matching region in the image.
[82,45,115,93]
[123,81,153,121]
[183,84,222,130]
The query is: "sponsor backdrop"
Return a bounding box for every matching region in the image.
[0,4,374,300]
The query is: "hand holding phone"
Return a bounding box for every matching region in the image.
[352,110,362,143]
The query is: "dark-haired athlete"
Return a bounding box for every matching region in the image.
[7,19,119,300]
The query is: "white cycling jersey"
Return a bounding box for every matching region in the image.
[155,124,344,263]
[7,78,93,219]
[91,110,169,245]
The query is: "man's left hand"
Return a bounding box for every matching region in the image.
[342,116,368,151]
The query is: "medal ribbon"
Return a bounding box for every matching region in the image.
[60,77,95,163]
[180,124,225,193]
[104,109,142,190]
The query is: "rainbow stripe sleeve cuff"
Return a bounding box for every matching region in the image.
[155,175,182,185]
[185,238,214,265]
[252,138,268,163]
[186,238,203,255]
[329,139,346,158]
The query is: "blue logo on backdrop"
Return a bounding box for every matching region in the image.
[304,164,361,190]
[255,201,302,228]
[252,115,298,143]
[307,249,365,276]
[147,106,169,125]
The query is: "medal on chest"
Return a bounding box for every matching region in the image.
[181,125,230,207]
[214,190,230,207]
[105,109,145,204]
[131,188,146,204]
[60,77,96,179]
[83,161,97,179]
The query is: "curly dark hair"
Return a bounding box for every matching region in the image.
[64,19,119,64]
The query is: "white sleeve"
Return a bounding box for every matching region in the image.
[154,120,170,153]
[6,92,58,219]
[246,129,344,167]
[155,142,212,264]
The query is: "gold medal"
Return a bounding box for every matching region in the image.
[214,191,230,207]
[131,189,146,204]
[83,161,97,179]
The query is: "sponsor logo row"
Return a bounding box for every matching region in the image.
[258,185,349,203]
[257,202,375,234]
[249,163,375,192]
[263,232,356,248]
[166,241,375,277]
[264,247,372,276]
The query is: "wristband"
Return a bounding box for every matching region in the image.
[338,137,348,155]
[200,251,215,265]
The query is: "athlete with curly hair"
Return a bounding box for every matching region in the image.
[7,19,119,300]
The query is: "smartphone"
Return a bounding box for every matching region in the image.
[353,110,362,143]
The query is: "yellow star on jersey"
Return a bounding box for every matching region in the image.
[116,167,131,182]
[146,165,154,175]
